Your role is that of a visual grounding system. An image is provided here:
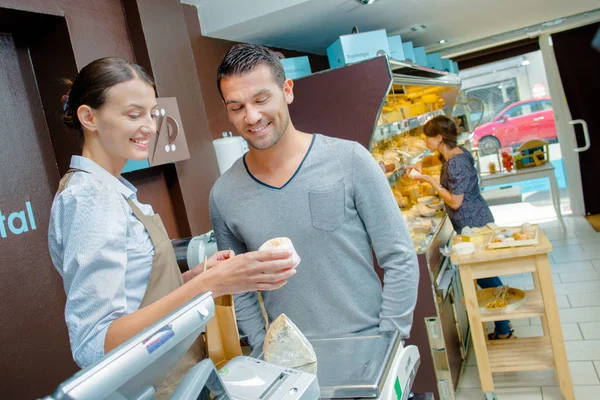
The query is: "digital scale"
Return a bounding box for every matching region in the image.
[42,294,420,400]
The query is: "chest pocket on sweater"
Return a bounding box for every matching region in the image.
[308,182,346,231]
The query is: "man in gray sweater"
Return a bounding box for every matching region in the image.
[210,44,419,350]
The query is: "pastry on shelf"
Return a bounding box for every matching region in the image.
[428,199,444,210]
[417,196,435,205]
[417,203,436,217]
[410,218,433,233]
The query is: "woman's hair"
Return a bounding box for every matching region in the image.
[61,57,155,131]
[423,115,458,149]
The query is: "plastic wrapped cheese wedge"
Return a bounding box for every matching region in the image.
[259,237,301,267]
[263,314,317,374]
[417,203,436,217]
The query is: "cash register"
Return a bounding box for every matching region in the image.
[42,293,420,400]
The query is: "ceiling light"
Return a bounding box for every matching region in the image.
[438,39,447,44]
[521,59,530,66]
[354,0,378,4]
[411,25,426,32]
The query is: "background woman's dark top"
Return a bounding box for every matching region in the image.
[440,147,494,232]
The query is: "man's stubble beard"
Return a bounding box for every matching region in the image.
[246,112,290,151]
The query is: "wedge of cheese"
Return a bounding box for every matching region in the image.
[259,237,301,267]
[263,314,317,374]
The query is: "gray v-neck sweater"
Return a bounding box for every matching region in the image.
[209,134,419,348]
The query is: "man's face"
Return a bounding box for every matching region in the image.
[220,64,294,150]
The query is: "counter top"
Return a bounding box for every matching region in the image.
[451,227,553,265]
[415,212,447,254]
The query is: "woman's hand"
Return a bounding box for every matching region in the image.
[194,249,297,298]
[182,249,235,284]
[408,172,433,184]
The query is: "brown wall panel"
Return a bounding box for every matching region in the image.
[125,0,221,235]
[404,257,440,398]
[0,31,77,398]
[0,2,180,235]
[289,56,390,148]
[0,2,184,397]
[0,0,135,67]
[125,164,191,239]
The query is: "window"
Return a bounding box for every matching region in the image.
[540,100,553,111]
[530,100,553,113]
[505,103,533,118]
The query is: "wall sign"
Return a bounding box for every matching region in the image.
[122,97,190,173]
[0,201,36,239]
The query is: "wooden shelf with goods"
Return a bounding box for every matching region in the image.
[453,228,574,399]
[479,290,545,322]
[488,336,554,373]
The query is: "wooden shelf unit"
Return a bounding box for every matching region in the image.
[451,228,574,399]
[479,290,545,322]
[488,337,554,373]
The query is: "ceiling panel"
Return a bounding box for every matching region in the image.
[184,0,600,55]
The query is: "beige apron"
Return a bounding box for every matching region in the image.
[59,170,206,399]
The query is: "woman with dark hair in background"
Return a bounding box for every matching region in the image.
[48,57,297,398]
[408,115,514,340]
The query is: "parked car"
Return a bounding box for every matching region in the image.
[472,97,557,153]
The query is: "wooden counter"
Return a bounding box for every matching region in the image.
[451,228,574,400]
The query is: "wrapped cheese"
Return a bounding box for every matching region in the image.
[417,203,436,217]
[263,314,317,374]
[259,237,301,267]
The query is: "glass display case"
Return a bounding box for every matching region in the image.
[367,64,460,256]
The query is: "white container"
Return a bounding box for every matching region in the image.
[453,242,475,255]
[213,132,248,175]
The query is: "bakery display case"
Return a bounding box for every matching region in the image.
[369,63,460,255]
[288,56,468,400]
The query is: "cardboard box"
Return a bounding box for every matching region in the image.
[441,59,455,73]
[402,41,416,63]
[280,56,312,80]
[327,29,390,68]
[413,46,428,66]
[387,35,405,61]
[426,52,443,71]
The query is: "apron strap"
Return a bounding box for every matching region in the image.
[126,198,149,224]
[126,198,169,248]
[57,168,84,194]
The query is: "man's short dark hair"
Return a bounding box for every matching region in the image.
[216,44,286,99]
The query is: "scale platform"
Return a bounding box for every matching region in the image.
[246,331,420,400]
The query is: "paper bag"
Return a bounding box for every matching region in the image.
[205,295,243,369]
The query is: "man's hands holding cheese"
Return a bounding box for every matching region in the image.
[185,237,300,298]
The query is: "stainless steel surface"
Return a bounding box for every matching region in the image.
[171,237,193,271]
[221,357,321,400]
[308,331,400,399]
[388,59,459,83]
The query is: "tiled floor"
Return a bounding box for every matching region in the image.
[454,199,600,399]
